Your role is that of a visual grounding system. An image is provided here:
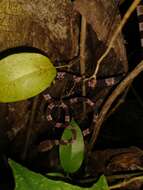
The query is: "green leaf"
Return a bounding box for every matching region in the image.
[9,160,109,190]
[91,175,109,190]
[59,119,84,173]
[0,53,56,102]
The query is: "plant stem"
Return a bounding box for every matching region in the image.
[80,16,87,115]
[90,60,143,148]
[109,175,143,189]
[107,172,143,181]
[85,0,141,82]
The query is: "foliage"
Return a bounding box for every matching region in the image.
[59,120,84,173]
[9,160,109,190]
[0,52,109,189]
[0,53,56,102]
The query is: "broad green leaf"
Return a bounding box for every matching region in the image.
[9,160,109,190]
[59,119,84,173]
[91,175,110,190]
[0,53,56,102]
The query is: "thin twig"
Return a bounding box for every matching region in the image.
[80,16,86,76]
[90,60,143,148]
[71,172,143,185]
[80,16,87,115]
[55,57,79,69]
[85,0,141,82]
[107,172,143,181]
[65,82,77,97]
[109,175,143,189]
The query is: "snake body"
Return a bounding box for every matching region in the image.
[38,72,124,152]
[39,0,143,151]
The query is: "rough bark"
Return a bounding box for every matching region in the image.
[0,0,79,61]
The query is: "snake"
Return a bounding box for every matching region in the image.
[38,71,124,152]
[39,0,143,152]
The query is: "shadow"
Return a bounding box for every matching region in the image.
[0,46,47,60]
